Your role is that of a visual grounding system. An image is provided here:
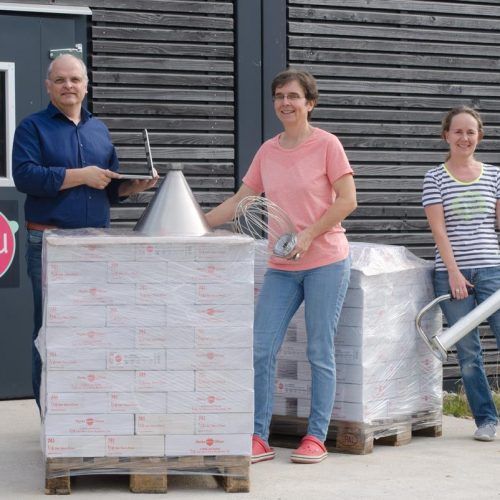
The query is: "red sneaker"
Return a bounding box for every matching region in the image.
[251,435,276,464]
[290,435,328,464]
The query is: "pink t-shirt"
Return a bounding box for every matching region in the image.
[243,127,353,271]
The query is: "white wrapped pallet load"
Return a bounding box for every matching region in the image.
[39,228,254,481]
[254,240,442,451]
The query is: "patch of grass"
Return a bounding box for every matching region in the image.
[443,391,500,418]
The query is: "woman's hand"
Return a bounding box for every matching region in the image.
[289,228,314,260]
[448,268,473,300]
[289,174,357,261]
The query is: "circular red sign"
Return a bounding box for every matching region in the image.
[0,212,17,278]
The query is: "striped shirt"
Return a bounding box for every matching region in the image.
[422,163,500,271]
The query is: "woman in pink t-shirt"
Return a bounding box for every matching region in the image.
[206,69,357,464]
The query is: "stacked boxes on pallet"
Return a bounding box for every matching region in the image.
[39,229,254,465]
[254,240,442,432]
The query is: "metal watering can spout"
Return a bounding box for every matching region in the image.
[416,288,500,362]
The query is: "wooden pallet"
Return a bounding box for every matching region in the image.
[269,411,442,455]
[45,455,250,495]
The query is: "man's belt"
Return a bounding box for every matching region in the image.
[26,221,58,231]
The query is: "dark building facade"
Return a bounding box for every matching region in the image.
[1,0,499,396]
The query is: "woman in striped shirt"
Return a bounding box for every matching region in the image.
[422,106,500,442]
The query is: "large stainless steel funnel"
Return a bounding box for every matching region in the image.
[133,164,211,236]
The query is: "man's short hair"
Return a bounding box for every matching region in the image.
[46,54,88,82]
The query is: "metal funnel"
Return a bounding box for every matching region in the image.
[133,164,211,236]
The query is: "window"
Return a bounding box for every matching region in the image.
[0,62,15,187]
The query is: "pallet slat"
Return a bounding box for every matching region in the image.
[45,455,250,495]
[270,412,442,455]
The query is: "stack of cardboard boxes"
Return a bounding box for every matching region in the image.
[254,240,442,429]
[39,229,254,462]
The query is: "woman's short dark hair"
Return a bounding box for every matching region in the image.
[272,69,319,117]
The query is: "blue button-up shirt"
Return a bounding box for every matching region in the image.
[13,103,121,228]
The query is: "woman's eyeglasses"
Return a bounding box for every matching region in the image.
[272,93,304,102]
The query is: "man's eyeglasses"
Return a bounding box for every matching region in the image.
[50,77,86,85]
[272,93,304,102]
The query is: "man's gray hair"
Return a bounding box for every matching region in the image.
[46,54,88,81]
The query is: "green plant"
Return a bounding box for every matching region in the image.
[443,391,500,418]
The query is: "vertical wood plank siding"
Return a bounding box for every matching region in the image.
[288,0,500,383]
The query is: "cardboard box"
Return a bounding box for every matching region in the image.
[135,371,195,392]
[167,304,253,327]
[45,262,107,284]
[167,391,254,414]
[194,242,254,262]
[195,283,253,305]
[46,283,132,306]
[273,396,298,417]
[275,378,311,399]
[194,326,252,348]
[107,261,167,284]
[109,392,167,413]
[165,434,251,456]
[46,393,108,414]
[167,261,253,284]
[106,305,166,327]
[44,242,135,262]
[195,413,253,435]
[136,283,194,305]
[135,326,195,349]
[106,435,165,457]
[45,327,136,349]
[44,435,105,458]
[46,305,106,328]
[195,370,254,392]
[46,371,135,393]
[107,350,166,371]
[44,414,134,435]
[135,242,197,262]
[167,348,252,371]
[46,349,106,371]
[135,414,195,435]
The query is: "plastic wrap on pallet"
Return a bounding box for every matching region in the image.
[39,228,254,478]
[254,239,443,441]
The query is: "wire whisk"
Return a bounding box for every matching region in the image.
[234,196,297,259]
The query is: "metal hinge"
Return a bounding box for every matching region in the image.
[49,43,83,60]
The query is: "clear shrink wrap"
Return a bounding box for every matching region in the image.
[38,228,254,478]
[254,240,442,440]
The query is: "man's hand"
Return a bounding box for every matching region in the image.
[60,165,121,191]
[83,166,121,189]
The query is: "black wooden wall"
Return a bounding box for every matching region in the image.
[287,0,500,386]
[86,0,236,224]
[10,0,236,223]
[6,0,500,387]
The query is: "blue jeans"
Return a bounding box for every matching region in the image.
[253,257,351,442]
[434,266,500,427]
[26,229,43,411]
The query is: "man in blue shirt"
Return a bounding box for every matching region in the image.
[13,54,158,410]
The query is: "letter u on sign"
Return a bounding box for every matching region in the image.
[0,212,18,278]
